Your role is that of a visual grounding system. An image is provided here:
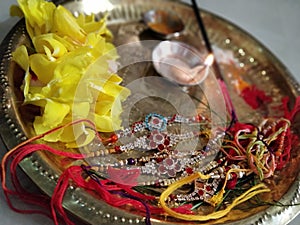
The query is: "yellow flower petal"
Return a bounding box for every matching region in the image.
[111,96,123,117]
[14,0,130,146]
[102,80,131,101]
[65,129,95,148]
[17,0,56,38]
[41,75,81,103]
[22,72,31,98]
[32,34,73,58]
[29,54,57,83]
[42,99,70,128]
[91,96,123,132]
[52,5,86,43]
[12,45,29,71]
[97,92,115,102]
[53,46,94,79]
[92,114,114,132]
[95,100,113,116]
[107,74,123,84]
[33,116,63,142]
[72,102,90,118]
[59,116,85,142]
[12,45,33,100]
[77,13,113,41]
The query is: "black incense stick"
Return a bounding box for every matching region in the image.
[191,0,213,53]
[191,0,238,120]
[190,0,223,79]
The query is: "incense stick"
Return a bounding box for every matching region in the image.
[190,0,223,79]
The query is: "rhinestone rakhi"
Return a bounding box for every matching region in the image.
[84,112,226,186]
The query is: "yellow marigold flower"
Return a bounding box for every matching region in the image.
[11,0,130,147]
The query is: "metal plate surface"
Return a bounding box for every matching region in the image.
[1,0,300,224]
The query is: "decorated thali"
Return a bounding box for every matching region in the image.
[0,0,300,225]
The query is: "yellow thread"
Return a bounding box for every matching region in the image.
[159,171,270,221]
[160,172,210,198]
[207,168,250,206]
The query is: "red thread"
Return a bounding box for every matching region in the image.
[282,96,300,121]
[1,119,162,224]
[1,119,93,224]
[219,79,236,119]
[240,85,272,109]
[276,96,300,169]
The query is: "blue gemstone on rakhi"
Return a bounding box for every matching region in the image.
[127,158,136,165]
[145,113,167,131]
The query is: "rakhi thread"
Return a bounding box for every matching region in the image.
[1,96,300,224]
[1,119,92,221]
[0,118,199,225]
[160,171,270,221]
[160,97,300,212]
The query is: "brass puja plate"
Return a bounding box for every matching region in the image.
[1,0,300,224]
